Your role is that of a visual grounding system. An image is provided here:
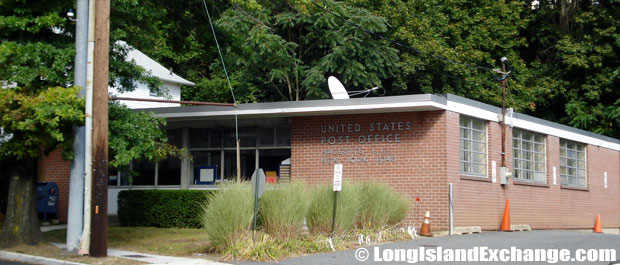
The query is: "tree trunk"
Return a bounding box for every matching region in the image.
[0,158,41,248]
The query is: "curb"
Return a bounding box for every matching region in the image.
[0,250,86,265]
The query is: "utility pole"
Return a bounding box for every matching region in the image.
[67,0,88,252]
[500,57,509,168]
[78,0,95,255]
[90,0,110,257]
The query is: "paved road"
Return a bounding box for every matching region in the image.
[239,231,620,265]
[0,260,31,265]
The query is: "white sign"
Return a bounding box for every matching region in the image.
[491,161,497,183]
[333,163,343,191]
[200,168,215,183]
[552,167,557,185]
[604,172,608,189]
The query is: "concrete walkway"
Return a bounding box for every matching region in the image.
[50,243,228,265]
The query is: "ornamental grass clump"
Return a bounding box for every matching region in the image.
[306,183,361,234]
[356,181,410,229]
[201,182,253,251]
[259,182,309,240]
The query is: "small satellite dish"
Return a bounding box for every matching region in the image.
[327,76,386,99]
[328,76,349,99]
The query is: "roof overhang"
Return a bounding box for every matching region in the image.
[142,94,620,151]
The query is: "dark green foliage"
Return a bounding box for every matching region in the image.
[118,189,213,228]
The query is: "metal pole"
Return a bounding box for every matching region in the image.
[449,183,453,236]
[252,174,259,243]
[236,140,241,182]
[90,0,110,256]
[67,0,88,252]
[501,61,507,167]
[78,0,95,255]
[330,191,338,240]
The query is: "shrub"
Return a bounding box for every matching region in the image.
[202,182,253,251]
[259,182,309,240]
[356,181,410,229]
[117,189,212,228]
[306,184,360,234]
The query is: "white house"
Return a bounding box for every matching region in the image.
[109,43,195,109]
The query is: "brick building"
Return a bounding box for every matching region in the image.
[40,94,620,231]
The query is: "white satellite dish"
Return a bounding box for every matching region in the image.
[327,75,385,100]
[328,76,349,99]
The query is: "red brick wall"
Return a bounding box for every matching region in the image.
[293,110,620,231]
[38,149,71,223]
[291,111,450,230]
[447,111,620,230]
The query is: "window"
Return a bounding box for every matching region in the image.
[513,129,546,182]
[460,116,487,176]
[560,139,586,187]
[149,87,157,96]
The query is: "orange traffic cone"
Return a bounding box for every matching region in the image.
[419,209,432,237]
[501,199,512,232]
[594,213,602,233]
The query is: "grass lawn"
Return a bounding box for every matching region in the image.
[3,243,144,265]
[43,226,218,258]
[1,225,219,264]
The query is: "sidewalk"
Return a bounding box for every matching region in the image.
[0,243,228,265]
[50,243,228,265]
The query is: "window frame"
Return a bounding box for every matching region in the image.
[559,139,587,187]
[459,115,488,178]
[512,128,547,183]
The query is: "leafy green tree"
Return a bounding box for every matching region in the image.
[186,0,399,102]
[0,0,187,247]
[523,0,620,138]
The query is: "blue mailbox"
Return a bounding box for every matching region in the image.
[37,182,59,221]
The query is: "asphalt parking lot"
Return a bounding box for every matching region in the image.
[239,230,620,265]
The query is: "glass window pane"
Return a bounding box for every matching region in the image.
[190,128,210,148]
[167,129,182,148]
[260,127,275,146]
[534,143,544,152]
[473,153,485,163]
[460,128,470,139]
[473,164,486,175]
[535,162,545,172]
[224,150,256,181]
[191,150,222,182]
[514,159,520,169]
[472,142,485,152]
[276,126,291,146]
[460,117,469,127]
[534,134,544,143]
[535,153,545,162]
[132,160,155,185]
[577,151,585,160]
[473,131,485,141]
[560,148,566,157]
[472,119,485,130]
[534,172,545,181]
[210,129,222,148]
[158,158,181,185]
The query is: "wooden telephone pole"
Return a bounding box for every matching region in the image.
[90,0,110,257]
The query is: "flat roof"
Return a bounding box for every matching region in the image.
[143,94,620,151]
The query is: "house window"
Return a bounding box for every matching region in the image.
[560,139,586,187]
[513,129,546,182]
[460,116,487,176]
[149,87,157,96]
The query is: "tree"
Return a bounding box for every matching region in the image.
[185,0,399,102]
[0,0,186,247]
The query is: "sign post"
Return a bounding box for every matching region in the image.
[251,168,265,243]
[331,164,343,241]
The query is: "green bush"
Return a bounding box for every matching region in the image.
[306,184,360,234]
[356,181,411,229]
[117,189,212,228]
[202,182,253,251]
[259,182,309,239]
